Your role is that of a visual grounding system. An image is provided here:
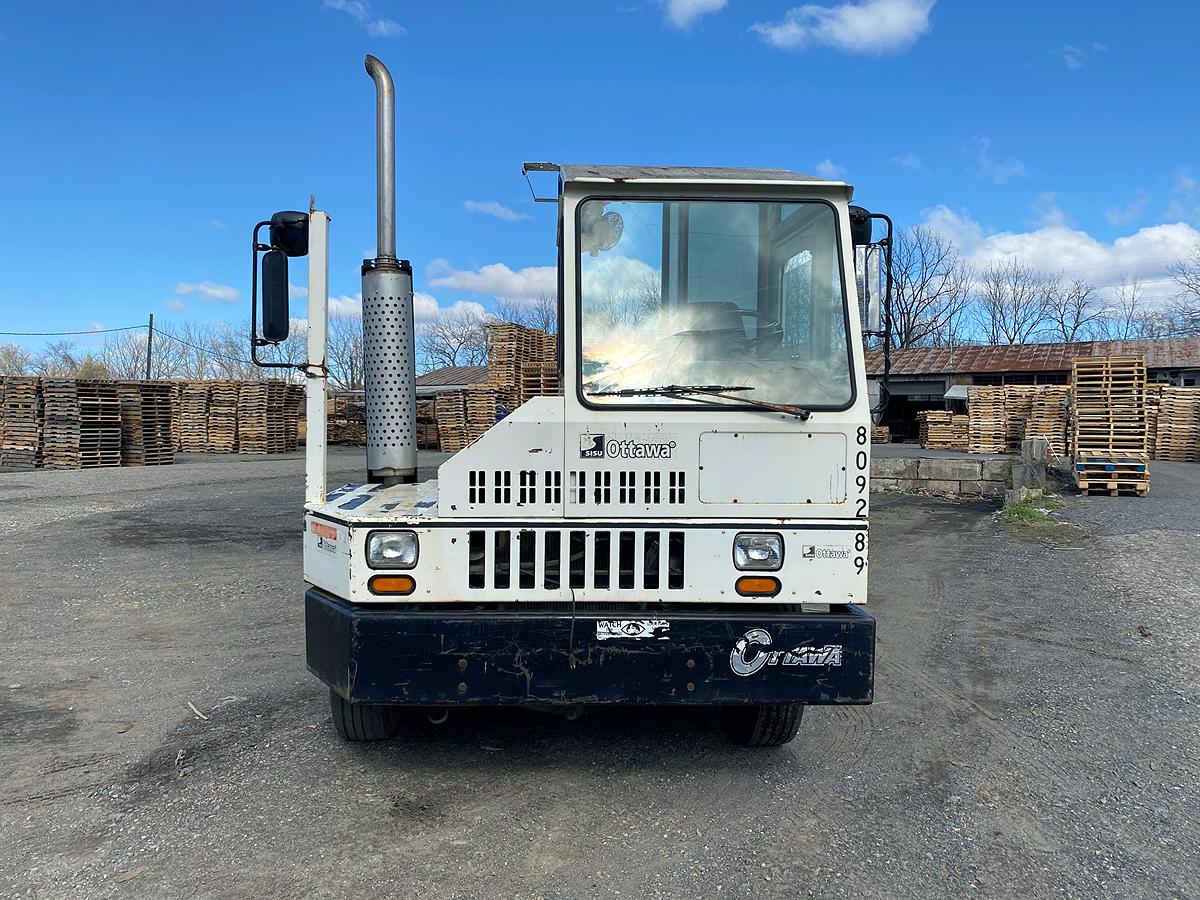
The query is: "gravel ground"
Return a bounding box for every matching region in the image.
[0,449,1197,899]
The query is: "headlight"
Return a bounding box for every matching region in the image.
[366,531,418,569]
[733,533,783,571]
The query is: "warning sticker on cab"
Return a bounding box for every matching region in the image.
[596,619,670,641]
[310,521,338,553]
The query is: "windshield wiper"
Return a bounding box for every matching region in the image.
[591,384,811,420]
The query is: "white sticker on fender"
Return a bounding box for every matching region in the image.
[596,619,670,641]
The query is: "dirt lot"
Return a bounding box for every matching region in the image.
[1,449,1197,899]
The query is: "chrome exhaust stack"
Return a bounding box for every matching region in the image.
[362,54,417,485]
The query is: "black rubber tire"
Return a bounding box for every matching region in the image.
[720,704,804,747]
[329,689,402,741]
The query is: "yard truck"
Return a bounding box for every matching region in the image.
[250,56,892,747]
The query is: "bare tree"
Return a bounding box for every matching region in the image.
[1044,276,1104,342]
[33,340,82,376]
[975,259,1052,344]
[491,293,559,334]
[419,308,489,371]
[1168,243,1200,335]
[327,314,365,390]
[0,343,35,375]
[889,226,973,348]
[75,355,110,379]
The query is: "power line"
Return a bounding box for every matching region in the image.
[0,324,146,336]
[152,328,257,366]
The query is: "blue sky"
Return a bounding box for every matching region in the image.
[2,0,1198,351]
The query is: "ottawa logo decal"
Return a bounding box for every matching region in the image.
[729,628,843,676]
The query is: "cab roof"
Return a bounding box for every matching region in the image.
[555,163,832,184]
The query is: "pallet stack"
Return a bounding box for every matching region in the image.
[870,425,891,445]
[206,381,240,452]
[416,399,439,449]
[285,384,304,451]
[967,387,1007,453]
[170,382,184,451]
[0,377,42,470]
[116,381,176,466]
[42,379,122,469]
[1072,355,1149,496]
[918,410,968,450]
[435,390,467,453]
[181,383,209,451]
[1153,387,1200,462]
[1023,386,1070,458]
[1003,386,1037,451]
[1145,383,1166,458]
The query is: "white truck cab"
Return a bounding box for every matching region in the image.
[255,58,883,747]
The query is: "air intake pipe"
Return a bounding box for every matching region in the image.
[362,54,417,485]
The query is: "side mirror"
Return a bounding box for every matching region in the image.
[856,245,882,333]
[848,205,872,246]
[261,249,290,342]
[250,210,309,367]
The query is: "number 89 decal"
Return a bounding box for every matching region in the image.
[854,529,867,574]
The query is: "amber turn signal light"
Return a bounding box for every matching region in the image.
[368,574,416,595]
[735,576,781,597]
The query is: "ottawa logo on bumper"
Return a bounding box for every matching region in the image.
[729,628,844,676]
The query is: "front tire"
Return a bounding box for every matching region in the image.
[329,689,401,741]
[721,704,803,747]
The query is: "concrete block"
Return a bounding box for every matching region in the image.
[981,459,1013,482]
[872,457,919,478]
[958,480,984,496]
[918,458,984,481]
[870,477,898,493]
[922,479,962,493]
[979,480,1006,498]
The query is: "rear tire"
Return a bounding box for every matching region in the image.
[329,689,401,741]
[721,704,803,747]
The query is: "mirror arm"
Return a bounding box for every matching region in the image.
[250,220,302,371]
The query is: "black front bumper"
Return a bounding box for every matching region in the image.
[306,588,875,706]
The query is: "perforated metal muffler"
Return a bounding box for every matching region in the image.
[362,55,417,484]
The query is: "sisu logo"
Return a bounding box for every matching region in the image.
[580,433,606,458]
[729,628,843,676]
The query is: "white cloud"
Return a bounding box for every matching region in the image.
[413,293,488,333]
[1031,192,1070,228]
[428,259,556,302]
[323,0,405,37]
[1166,169,1199,223]
[1104,194,1150,227]
[750,0,935,54]
[173,280,240,303]
[289,283,309,300]
[921,204,1200,305]
[89,321,104,332]
[463,200,531,222]
[814,158,845,179]
[661,0,727,29]
[328,293,363,317]
[1054,42,1107,70]
[969,137,1028,185]
[893,152,925,172]
[165,298,190,313]
[210,219,227,230]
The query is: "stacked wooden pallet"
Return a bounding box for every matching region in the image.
[1023,386,1070,458]
[918,410,968,450]
[1003,386,1037,451]
[1153,386,1200,462]
[870,425,891,445]
[1072,355,1149,496]
[115,381,176,466]
[416,399,439,449]
[466,383,518,444]
[435,391,467,453]
[285,384,304,451]
[170,382,183,451]
[180,383,209,451]
[206,381,240,452]
[1145,383,1166,458]
[0,376,42,470]
[42,379,122,469]
[967,387,1007,453]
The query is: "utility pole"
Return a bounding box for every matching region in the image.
[145,313,154,380]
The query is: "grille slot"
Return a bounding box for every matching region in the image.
[464,528,685,592]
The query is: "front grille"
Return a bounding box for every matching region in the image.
[466,528,686,592]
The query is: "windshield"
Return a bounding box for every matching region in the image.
[578,198,853,409]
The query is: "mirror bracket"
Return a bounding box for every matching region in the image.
[250,212,310,370]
